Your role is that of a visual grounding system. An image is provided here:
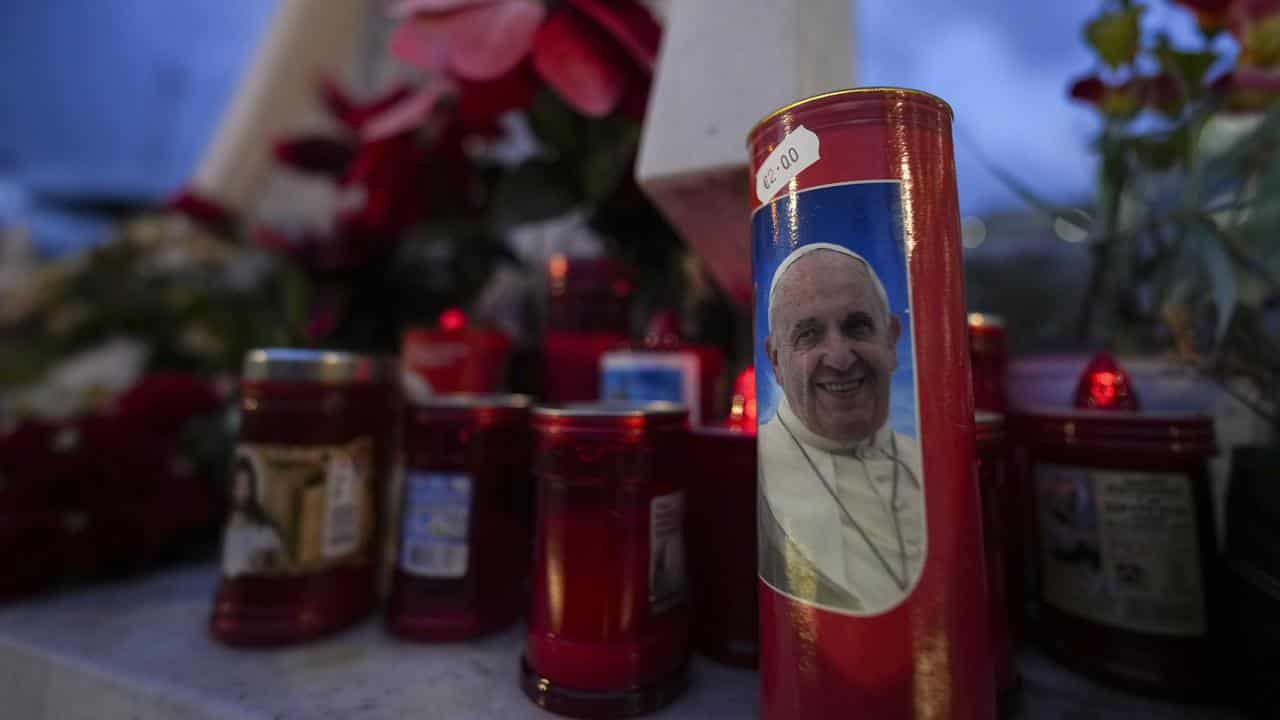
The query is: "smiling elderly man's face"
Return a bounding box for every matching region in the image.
[767,250,901,444]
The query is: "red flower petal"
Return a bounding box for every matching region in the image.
[567,0,661,73]
[456,61,538,133]
[1068,75,1105,104]
[391,0,543,81]
[446,0,545,81]
[320,76,414,132]
[532,8,628,118]
[391,16,455,72]
[360,83,447,141]
[1242,0,1280,21]
[272,135,355,177]
[1174,0,1233,11]
[618,73,651,121]
[114,373,222,434]
[388,0,495,20]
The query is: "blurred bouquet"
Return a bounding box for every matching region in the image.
[0,198,305,597]
[1017,0,1280,432]
[0,0,737,598]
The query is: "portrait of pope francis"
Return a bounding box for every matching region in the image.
[759,242,925,615]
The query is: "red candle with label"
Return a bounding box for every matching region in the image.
[1014,353,1219,698]
[976,412,1018,715]
[599,312,727,426]
[401,308,512,397]
[386,394,532,641]
[210,349,397,646]
[750,88,993,719]
[968,313,1007,413]
[522,403,690,718]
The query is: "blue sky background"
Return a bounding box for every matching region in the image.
[0,1,1220,255]
[753,182,917,438]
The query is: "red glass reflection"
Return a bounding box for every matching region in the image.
[1073,353,1140,411]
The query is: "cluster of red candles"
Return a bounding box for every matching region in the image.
[208,347,760,718]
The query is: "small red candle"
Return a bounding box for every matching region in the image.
[401,309,512,395]
[210,349,397,646]
[541,256,632,404]
[1014,354,1219,698]
[522,403,690,718]
[976,412,1018,716]
[969,312,1008,413]
[386,394,533,641]
[687,424,758,667]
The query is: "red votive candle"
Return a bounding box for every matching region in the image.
[687,424,758,667]
[386,394,533,641]
[541,256,632,404]
[1014,355,1219,698]
[976,412,1018,716]
[401,310,512,396]
[969,312,1008,413]
[522,403,691,718]
[210,349,397,646]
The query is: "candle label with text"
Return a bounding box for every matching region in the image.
[650,490,687,612]
[399,471,473,579]
[221,437,374,578]
[755,125,820,204]
[1035,464,1205,636]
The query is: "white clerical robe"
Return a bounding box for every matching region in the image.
[759,397,925,613]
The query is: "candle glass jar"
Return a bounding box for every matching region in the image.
[1015,409,1219,699]
[976,412,1018,716]
[522,403,691,719]
[687,424,757,667]
[968,313,1007,413]
[210,349,397,646]
[386,394,533,641]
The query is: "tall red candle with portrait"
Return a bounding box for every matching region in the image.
[748,88,994,719]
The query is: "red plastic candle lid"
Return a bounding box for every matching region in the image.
[1073,352,1140,411]
[532,402,688,432]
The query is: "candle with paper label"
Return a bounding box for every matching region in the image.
[210,349,397,646]
[401,308,511,399]
[598,312,726,426]
[1014,353,1219,698]
[750,88,993,719]
[521,403,690,718]
[386,394,532,641]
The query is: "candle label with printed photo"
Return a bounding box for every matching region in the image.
[221,437,374,578]
[600,351,702,424]
[650,490,687,612]
[399,471,473,579]
[1035,464,1206,636]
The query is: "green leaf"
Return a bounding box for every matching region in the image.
[526,89,581,157]
[1153,34,1217,96]
[1085,7,1144,70]
[1192,224,1238,343]
[490,160,580,227]
[1133,126,1190,171]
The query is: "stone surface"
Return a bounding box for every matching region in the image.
[0,565,1248,719]
[0,565,754,720]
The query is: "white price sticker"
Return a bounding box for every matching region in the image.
[755,125,821,204]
